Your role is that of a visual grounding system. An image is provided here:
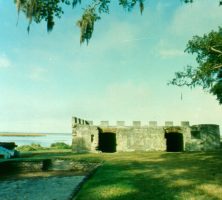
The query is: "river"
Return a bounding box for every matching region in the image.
[0,133,72,147]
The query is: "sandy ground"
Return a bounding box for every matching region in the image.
[0,175,85,200]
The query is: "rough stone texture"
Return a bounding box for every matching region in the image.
[149,121,157,127]
[72,117,221,152]
[72,125,98,153]
[117,121,125,127]
[100,121,109,126]
[181,121,190,127]
[186,124,221,151]
[165,121,174,126]
[115,127,165,152]
[0,176,85,200]
[133,121,141,127]
[47,160,100,172]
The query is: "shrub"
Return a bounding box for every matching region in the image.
[16,143,47,151]
[50,142,71,149]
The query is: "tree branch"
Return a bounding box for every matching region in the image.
[211,46,222,55]
[213,64,222,69]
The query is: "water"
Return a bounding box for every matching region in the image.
[0,133,72,147]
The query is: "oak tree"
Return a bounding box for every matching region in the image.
[14,0,222,44]
[14,0,145,44]
[170,27,222,104]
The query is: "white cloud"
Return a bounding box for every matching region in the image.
[179,88,222,128]
[71,81,155,123]
[169,0,222,38]
[105,82,151,109]
[154,0,222,59]
[154,38,186,58]
[70,83,222,129]
[91,21,140,51]
[159,49,185,58]
[0,54,11,68]
[121,36,154,43]
[28,67,48,82]
[155,0,222,58]
[156,1,171,12]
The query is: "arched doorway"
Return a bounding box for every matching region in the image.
[165,132,184,152]
[98,129,116,153]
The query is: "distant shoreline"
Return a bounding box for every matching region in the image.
[0,133,46,137]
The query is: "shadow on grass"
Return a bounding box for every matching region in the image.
[75,151,222,200]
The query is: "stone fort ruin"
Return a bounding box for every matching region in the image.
[72,117,220,153]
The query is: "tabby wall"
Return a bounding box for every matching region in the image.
[186,124,221,151]
[71,117,220,153]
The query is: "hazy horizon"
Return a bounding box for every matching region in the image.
[0,0,222,133]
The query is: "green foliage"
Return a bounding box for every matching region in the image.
[13,1,222,44]
[50,142,71,149]
[15,0,66,32]
[16,142,71,151]
[210,70,222,104]
[170,27,222,104]
[183,0,222,5]
[77,6,101,44]
[16,143,47,151]
[13,0,145,44]
[119,0,144,13]
[12,1,222,44]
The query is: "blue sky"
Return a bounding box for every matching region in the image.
[0,0,222,133]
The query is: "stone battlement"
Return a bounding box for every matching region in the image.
[72,116,220,153]
[72,116,190,127]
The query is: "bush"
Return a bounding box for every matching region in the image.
[50,142,71,149]
[16,143,47,151]
[16,142,71,152]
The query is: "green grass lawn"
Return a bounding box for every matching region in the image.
[72,152,222,200]
[1,151,222,199]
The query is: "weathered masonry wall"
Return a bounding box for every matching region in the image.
[187,124,221,151]
[72,117,221,153]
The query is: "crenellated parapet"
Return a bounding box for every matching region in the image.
[71,116,220,153]
[72,116,91,127]
[72,118,190,128]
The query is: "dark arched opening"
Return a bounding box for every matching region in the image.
[165,132,184,152]
[98,129,116,153]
